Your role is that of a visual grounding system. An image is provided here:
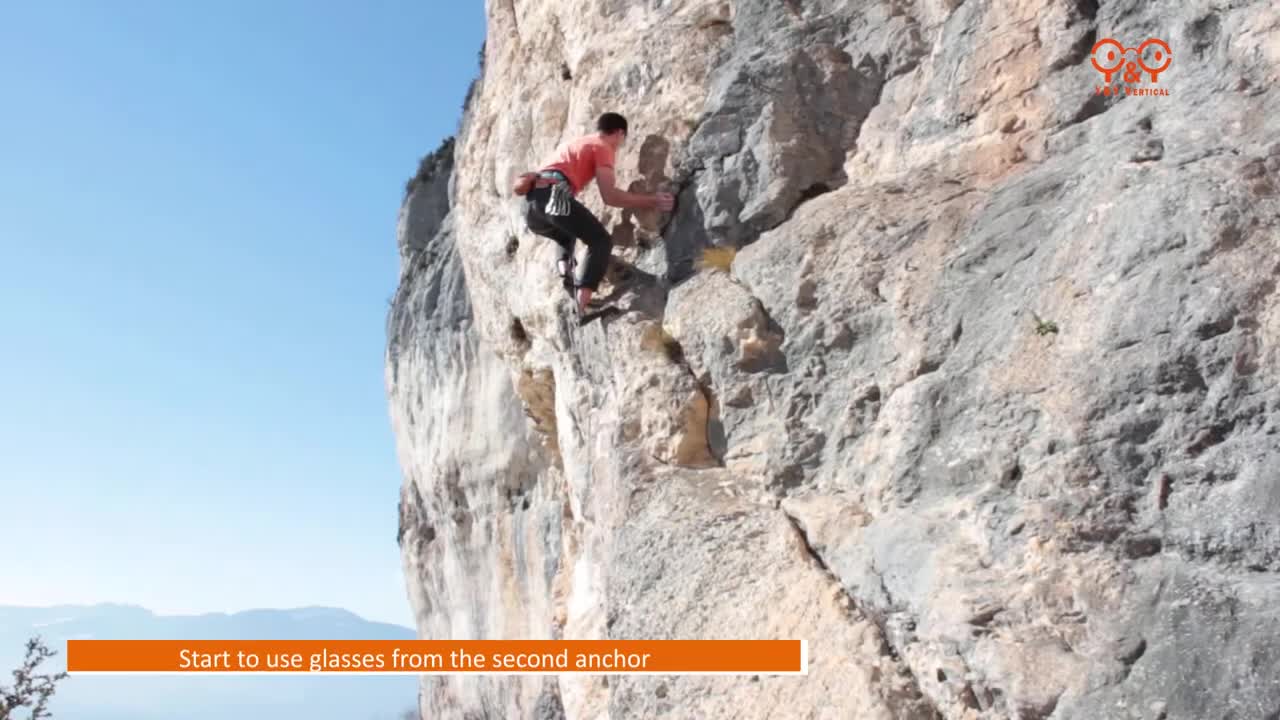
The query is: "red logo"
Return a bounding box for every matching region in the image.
[1091,38,1172,96]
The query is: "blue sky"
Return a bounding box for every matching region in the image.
[0,1,484,626]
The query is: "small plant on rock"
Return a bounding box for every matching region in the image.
[1030,311,1059,336]
[697,246,737,273]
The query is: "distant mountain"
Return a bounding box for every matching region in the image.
[0,604,420,720]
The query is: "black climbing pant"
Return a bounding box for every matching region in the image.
[525,185,613,291]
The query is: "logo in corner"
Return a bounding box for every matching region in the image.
[1091,38,1172,96]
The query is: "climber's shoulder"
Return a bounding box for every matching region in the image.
[586,135,615,168]
[542,134,615,194]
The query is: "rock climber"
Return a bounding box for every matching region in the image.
[513,112,675,313]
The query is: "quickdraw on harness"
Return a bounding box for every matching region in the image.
[540,170,573,217]
[512,169,574,217]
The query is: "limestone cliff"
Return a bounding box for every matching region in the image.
[387,1,1280,718]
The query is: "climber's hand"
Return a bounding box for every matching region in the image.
[653,192,675,212]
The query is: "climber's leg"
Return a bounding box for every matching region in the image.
[526,189,577,293]
[548,197,612,311]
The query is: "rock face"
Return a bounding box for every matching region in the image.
[387,1,1280,718]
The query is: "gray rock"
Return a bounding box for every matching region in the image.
[388,0,1280,717]
[397,137,455,264]
[389,142,565,719]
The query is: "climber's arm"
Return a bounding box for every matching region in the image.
[596,167,673,211]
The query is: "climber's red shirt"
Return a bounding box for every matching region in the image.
[541,134,616,196]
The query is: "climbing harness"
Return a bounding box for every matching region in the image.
[540,170,573,217]
[512,169,574,218]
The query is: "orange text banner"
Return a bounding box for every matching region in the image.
[66,640,806,675]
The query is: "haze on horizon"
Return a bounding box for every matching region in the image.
[0,1,485,627]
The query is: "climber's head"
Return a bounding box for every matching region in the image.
[596,112,629,149]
